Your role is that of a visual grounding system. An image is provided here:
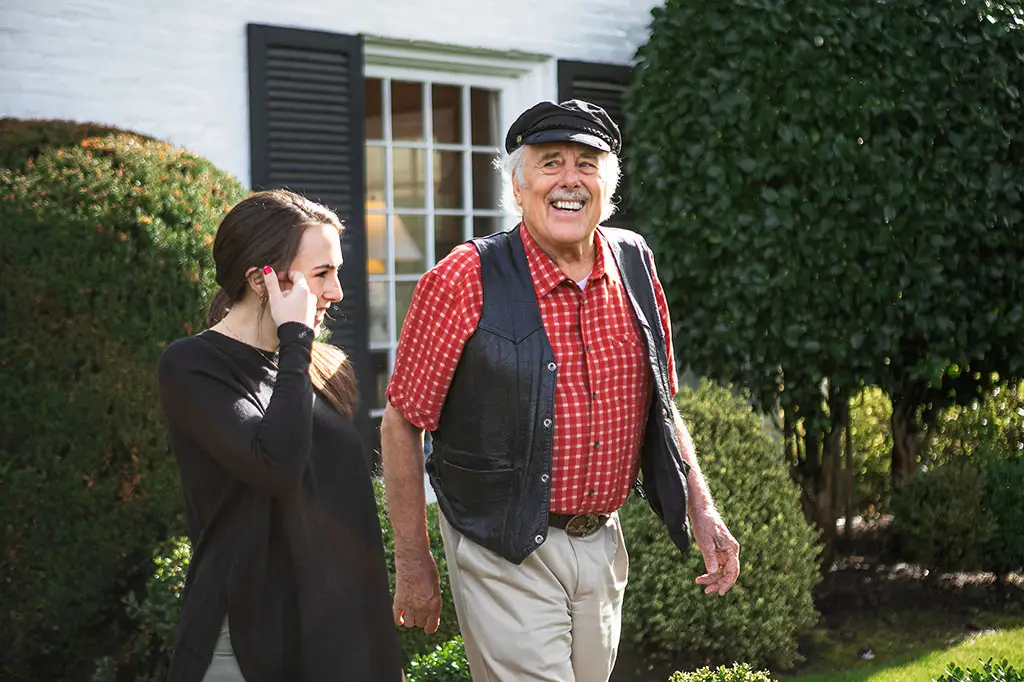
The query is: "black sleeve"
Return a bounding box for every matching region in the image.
[157,322,315,496]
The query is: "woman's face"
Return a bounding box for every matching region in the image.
[282,223,344,331]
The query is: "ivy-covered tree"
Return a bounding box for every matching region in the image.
[625,0,1024,551]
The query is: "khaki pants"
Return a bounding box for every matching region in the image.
[201,618,245,682]
[438,513,629,682]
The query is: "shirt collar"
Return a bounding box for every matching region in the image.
[519,222,617,298]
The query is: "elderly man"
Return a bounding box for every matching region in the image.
[380,99,740,682]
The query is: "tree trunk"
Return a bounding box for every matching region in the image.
[816,391,847,566]
[844,416,855,541]
[891,393,920,489]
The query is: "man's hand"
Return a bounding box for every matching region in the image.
[393,553,442,633]
[692,508,740,596]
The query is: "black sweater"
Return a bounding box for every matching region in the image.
[157,323,402,682]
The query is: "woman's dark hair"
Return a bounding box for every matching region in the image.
[207,189,357,419]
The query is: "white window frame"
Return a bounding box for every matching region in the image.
[363,38,556,422]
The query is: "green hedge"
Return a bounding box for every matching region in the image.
[0,119,246,680]
[620,381,820,670]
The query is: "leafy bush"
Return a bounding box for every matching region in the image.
[405,637,472,682]
[375,480,462,662]
[889,459,997,572]
[981,454,1024,576]
[929,381,1024,463]
[620,381,820,670]
[935,658,1023,682]
[847,387,894,514]
[0,119,246,680]
[91,537,191,682]
[669,663,776,682]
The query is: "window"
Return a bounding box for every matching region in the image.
[362,72,515,440]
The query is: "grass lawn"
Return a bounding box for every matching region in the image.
[777,612,1024,682]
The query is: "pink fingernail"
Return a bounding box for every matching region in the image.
[263,266,272,275]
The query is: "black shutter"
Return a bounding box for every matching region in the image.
[557,60,635,228]
[248,24,371,443]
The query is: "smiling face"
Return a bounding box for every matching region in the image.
[283,223,344,331]
[513,141,607,251]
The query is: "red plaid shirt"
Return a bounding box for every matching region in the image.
[386,225,678,514]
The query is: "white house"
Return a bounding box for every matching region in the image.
[1,0,660,455]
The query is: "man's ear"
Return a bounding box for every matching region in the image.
[512,173,522,208]
[244,266,267,298]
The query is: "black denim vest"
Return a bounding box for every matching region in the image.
[426,226,691,564]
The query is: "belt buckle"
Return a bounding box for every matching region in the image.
[564,514,603,538]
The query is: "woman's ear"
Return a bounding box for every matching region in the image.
[244,266,267,298]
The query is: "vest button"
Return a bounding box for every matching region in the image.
[547,362,556,371]
[541,473,550,483]
[543,418,552,428]
[534,534,544,544]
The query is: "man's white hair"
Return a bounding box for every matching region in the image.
[495,146,622,223]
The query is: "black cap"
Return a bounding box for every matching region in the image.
[504,99,621,155]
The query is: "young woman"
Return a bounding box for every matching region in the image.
[158,190,403,682]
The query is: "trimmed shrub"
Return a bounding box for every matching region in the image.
[935,658,1023,682]
[889,459,997,572]
[982,454,1024,576]
[669,663,776,682]
[375,480,462,662]
[405,636,472,682]
[620,381,820,670]
[0,120,246,680]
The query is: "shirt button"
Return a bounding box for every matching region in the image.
[541,473,550,483]
[592,392,598,400]
[593,441,600,448]
[547,362,557,371]
[585,345,591,353]
[543,418,552,428]
[588,489,596,497]
[535,534,545,544]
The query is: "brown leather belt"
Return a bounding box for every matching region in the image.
[549,513,610,538]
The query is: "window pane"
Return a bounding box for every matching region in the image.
[392,81,424,142]
[369,282,389,343]
[474,216,506,237]
[365,79,383,140]
[472,152,500,209]
[370,350,390,411]
[471,88,499,146]
[395,281,418,335]
[366,211,387,275]
[435,215,465,261]
[433,151,464,210]
[365,145,386,208]
[432,84,462,145]
[393,148,427,209]
[393,214,427,275]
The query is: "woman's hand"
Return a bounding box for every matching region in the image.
[263,266,316,329]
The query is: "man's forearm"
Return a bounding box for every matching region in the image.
[380,402,432,558]
[673,411,718,517]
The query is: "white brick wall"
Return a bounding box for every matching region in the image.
[0,0,661,185]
